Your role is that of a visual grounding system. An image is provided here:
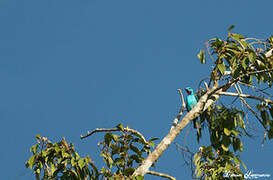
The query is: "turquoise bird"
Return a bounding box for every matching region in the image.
[184,87,200,129]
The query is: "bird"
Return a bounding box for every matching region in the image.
[184,87,200,129]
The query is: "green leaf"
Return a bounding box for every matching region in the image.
[26,155,36,169]
[228,25,235,35]
[193,153,201,166]
[231,33,244,41]
[149,137,159,141]
[114,157,125,166]
[198,50,206,64]
[248,52,255,63]
[238,158,247,170]
[241,40,249,49]
[133,175,144,180]
[130,144,141,155]
[124,167,135,176]
[36,134,41,140]
[221,144,229,151]
[268,128,273,139]
[231,130,239,136]
[112,134,119,142]
[130,154,142,163]
[104,133,113,146]
[241,57,248,70]
[147,141,155,148]
[78,158,86,169]
[217,62,226,75]
[116,123,124,131]
[222,135,231,151]
[224,128,231,136]
[30,144,38,154]
[261,110,270,127]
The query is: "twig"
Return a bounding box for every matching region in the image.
[172,89,186,126]
[175,143,195,179]
[204,82,209,91]
[239,97,266,130]
[205,42,215,63]
[238,82,273,98]
[261,131,267,148]
[234,83,244,109]
[147,171,176,180]
[216,91,273,104]
[80,127,148,144]
[178,89,186,108]
[211,68,273,97]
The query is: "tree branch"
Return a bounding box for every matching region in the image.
[147,171,176,180]
[80,127,148,144]
[172,89,186,126]
[133,81,230,177]
[217,91,273,104]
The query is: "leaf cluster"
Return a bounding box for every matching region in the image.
[198,26,273,87]
[193,26,273,179]
[25,135,99,180]
[26,124,157,180]
[99,124,158,179]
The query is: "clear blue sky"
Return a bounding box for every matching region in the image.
[1,0,272,179]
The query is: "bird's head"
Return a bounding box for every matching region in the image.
[184,87,194,95]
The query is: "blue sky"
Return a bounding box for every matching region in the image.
[1,0,273,179]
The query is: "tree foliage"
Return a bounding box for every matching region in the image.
[26,27,273,179]
[192,26,273,179]
[26,124,157,179]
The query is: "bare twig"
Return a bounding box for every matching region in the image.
[205,42,215,63]
[80,127,148,144]
[172,89,186,126]
[175,143,195,178]
[178,89,186,108]
[238,82,273,98]
[204,82,209,91]
[239,97,266,130]
[216,91,273,104]
[147,171,176,180]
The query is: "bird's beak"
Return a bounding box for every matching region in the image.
[184,88,190,94]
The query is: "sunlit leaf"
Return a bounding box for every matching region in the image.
[198,50,206,64]
[224,128,231,136]
[116,123,124,131]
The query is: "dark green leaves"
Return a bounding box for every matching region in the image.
[98,124,158,178]
[233,137,243,152]
[217,62,226,75]
[261,110,270,127]
[193,145,244,179]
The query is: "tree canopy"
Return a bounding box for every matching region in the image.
[26,27,273,180]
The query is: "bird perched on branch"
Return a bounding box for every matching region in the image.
[184,87,201,129]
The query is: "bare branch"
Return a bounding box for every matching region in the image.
[147,171,176,180]
[172,89,186,126]
[239,97,266,129]
[175,143,195,179]
[80,127,148,144]
[238,82,273,97]
[217,91,273,104]
[178,88,186,108]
